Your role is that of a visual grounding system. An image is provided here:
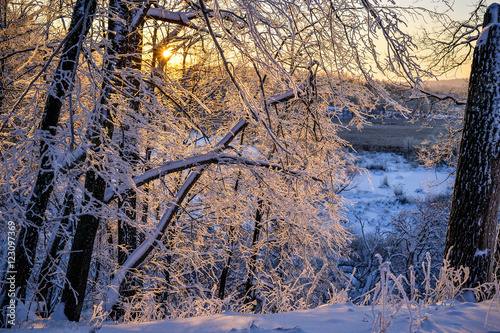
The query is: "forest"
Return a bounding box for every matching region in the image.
[0,0,499,330]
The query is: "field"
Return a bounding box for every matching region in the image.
[334,117,460,154]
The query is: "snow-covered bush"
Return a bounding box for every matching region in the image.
[342,194,451,302]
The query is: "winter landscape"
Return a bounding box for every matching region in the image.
[1,0,500,332]
[6,151,500,331]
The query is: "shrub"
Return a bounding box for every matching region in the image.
[341,194,451,301]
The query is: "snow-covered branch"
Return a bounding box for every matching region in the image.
[104,119,248,312]
[146,8,200,29]
[104,82,312,204]
[418,89,467,105]
[105,167,204,313]
[129,1,153,33]
[58,147,88,173]
[103,119,247,203]
[266,84,307,106]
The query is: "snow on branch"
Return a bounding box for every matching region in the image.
[223,155,322,181]
[103,119,248,203]
[103,151,319,204]
[103,112,322,312]
[103,82,310,204]
[129,1,153,33]
[105,168,203,313]
[418,88,467,105]
[104,119,247,312]
[146,8,199,28]
[266,84,307,106]
[103,152,219,203]
[58,147,88,173]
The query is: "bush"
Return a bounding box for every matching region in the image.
[341,194,451,301]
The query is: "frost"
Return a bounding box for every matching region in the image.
[474,248,489,257]
[477,3,500,47]
[146,8,197,26]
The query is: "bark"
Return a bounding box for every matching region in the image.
[0,0,97,326]
[113,191,138,320]
[112,4,146,318]
[59,0,150,321]
[244,199,264,307]
[60,167,107,321]
[217,234,233,300]
[218,175,241,300]
[0,0,6,111]
[35,189,75,317]
[444,3,500,288]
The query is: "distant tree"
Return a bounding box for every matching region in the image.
[444,3,500,289]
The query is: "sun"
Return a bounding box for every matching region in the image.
[162,48,172,58]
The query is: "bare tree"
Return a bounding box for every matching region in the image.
[0,0,452,325]
[0,0,97,325]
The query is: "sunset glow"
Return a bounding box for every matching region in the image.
[162,48,172,58]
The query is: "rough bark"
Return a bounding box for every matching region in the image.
[59,0,150,321]
[112,4,146,318]
[0,0,97,326]
[60,167,107,321]
[444,3,500,288]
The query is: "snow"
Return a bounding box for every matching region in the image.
[7,151,500,332]
[10,300,500,332]
[340,152,454,234]
[146,8,197,26]
[477,3,500,47]
[474,248,490,257]
[97,302,500,332]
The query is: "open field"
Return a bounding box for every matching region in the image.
[334,117,461,153]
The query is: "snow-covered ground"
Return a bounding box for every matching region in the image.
[10,152,495,333]
[340,152,454,234]
[9,299,500,332]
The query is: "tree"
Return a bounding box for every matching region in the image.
[444,3,500,289]
[0,0,97,325]
[1,0,446,325]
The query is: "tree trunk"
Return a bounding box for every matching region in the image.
[244,199,264,307]
[0,0,97,326]
[59,1,153,321]
[444,3,500,288]
[60,167,107,321]
[35,189,75,317]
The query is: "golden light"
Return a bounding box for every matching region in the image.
[162,48,172,58]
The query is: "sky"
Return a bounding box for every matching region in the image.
[409,0,493,79]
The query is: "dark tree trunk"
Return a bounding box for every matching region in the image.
[59,0,151,321]
[0,0,6,111]
[36,189,75,317]
[244,199,264,307]
[218,226,234,300]
[112,2,147,319]
[112,192,138,320]
[60,167,107,321]
[444,3,500,288]
[0,0,97,326]
[218,174,241,300]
